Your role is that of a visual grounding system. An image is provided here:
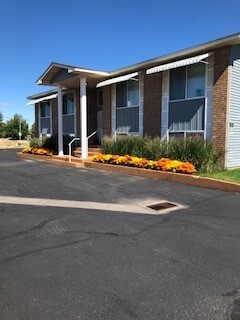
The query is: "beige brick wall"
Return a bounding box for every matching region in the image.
[143,72,162,137]
[102,86,111,136]
[212,46,231,167]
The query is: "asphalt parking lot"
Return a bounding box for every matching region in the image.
[0,149,240,320]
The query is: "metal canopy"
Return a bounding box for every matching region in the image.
[146,53,211,74]
[27,93,58,105]
[96,72,139,88]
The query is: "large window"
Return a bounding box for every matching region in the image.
[170,63,205,101]
[40,101,51,136]
[116,80,139,134]
[169,63,206,137]
[40,101,50,118]
[63,94,74,115]
[116,80,139,108]
[63,93,75,135]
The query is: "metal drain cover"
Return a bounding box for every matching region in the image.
[147,202,177,211]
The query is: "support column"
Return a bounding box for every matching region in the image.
[57,85,63,156]
[80,77,88,159]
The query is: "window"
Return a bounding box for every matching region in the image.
[39,101,51,135]
[170,67,186,101]
[97,90,103,108]
[116,80,139,108]
[187,63,205,98]
[116,80,139,134]
[63,94,74,115]
[62,93,75,135]
[169,63,206,137]
[40,101,50,118]
[170,63,205,101]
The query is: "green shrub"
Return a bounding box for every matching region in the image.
[143,136,168,160]
[42,135,58,153]
[167,137,222,172]
[30,138,42,148]
[102,135,223,172]
[42,134,74,154]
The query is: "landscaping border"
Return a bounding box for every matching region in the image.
[84,161,240,193]
[17,152,240,193]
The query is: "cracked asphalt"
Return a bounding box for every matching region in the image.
[0,149,240,320]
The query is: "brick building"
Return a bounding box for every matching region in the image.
[27,33,240,168]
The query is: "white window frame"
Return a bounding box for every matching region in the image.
[38,100,52,137]
[169,64,206,103]
[62,92,75,136]
[115,79,140,136]
[168,63,207,137]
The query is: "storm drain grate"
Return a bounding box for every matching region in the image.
[147,202,177,211]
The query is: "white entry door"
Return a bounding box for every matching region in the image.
[97,110,103,144]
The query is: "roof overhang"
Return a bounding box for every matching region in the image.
[27,92,58,105]
[36,62,110,88]
[109,32,240,76]
[96,72,138,88]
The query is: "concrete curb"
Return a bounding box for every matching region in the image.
[84,161,240,193]
[17,152,240,193]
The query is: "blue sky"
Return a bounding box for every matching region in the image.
[0,0,240,127]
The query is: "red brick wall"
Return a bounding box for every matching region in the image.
[212,46,231,167]
[143,72,162,137]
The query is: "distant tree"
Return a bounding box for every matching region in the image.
[30,122,36,137]
[0,112,5,138]
[4,114,29,139]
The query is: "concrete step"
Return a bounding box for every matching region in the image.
[73,147,101,158]
[74,147,102,153]
[73,151,100,158]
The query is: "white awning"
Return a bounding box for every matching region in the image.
[146,53,211,74]
[96,72,138,88]
[27,93,58,105]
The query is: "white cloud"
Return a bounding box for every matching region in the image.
[0,102,15,108]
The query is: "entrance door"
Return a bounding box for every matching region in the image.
[97,110,103,144]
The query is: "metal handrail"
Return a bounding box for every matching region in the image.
[68,129,102,162]
[87,128,102,141]
[68,137,80,162]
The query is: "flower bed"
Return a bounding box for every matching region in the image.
[92,154,196,174]
[22,147,53,156]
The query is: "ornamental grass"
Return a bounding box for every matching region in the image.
[92,154,196,174]
[22,147,53,156]
[102,136,223,172]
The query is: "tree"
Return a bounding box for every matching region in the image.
[30,122,36,137]
[4,114,29,139]
[0,112,5,138]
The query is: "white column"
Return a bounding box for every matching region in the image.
[57,85,63,156]
[80,77,88,159]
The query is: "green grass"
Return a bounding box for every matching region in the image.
[202,169,240,184]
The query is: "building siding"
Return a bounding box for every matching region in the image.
[227,45,240,168]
